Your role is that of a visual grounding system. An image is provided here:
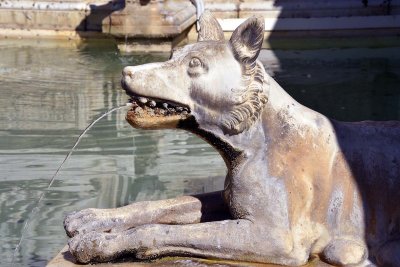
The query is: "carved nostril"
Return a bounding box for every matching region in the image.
[123,67,133,78]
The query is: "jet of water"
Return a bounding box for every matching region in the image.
[11,103,133,266]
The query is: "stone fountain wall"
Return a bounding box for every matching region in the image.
[0,0,197,51]
[0,0,399,52]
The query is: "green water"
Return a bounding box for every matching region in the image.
[0,39,399,266]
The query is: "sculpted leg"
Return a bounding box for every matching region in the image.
[68,220,307,266]
[64,191,229,237]
[321,238,368,266]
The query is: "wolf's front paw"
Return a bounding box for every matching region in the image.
[68,231,120,263]
[64,208,125,237]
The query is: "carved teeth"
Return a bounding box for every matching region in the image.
[138,97,148,104]
[130,96,189,116]
[149,100,156,107]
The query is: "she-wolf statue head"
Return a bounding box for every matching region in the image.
[122,11,268,136]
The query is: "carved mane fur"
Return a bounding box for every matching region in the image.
[222,61,268,135]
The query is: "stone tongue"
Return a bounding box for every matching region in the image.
[126,109,187,129]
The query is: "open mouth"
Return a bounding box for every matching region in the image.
[126,93,191,129]
[129,94,190,117]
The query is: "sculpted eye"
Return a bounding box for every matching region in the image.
[189,57,202,68]
[187,57,208,77]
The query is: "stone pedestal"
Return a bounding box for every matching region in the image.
[47,246,333,267]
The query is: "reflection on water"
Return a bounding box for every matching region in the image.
[0,39,399,266]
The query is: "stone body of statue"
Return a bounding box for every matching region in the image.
[64,11,400,267]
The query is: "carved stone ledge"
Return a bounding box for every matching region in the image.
[103,0,196,52]
[47,245,333,267]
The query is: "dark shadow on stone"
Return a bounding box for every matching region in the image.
[193,191,232,222]
[139,0,151,6]
[61,249,77,263]
[75,0,125,35]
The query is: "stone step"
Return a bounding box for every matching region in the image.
[218,15,400,32]
[47,245,333,267]
[206,0,398,19]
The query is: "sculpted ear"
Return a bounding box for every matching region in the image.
[229,16,264,68]
[197,10,225,42]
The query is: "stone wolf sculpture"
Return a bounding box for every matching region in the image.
[64,12,400,266]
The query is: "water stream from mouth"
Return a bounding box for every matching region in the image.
[11,103,133,266]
